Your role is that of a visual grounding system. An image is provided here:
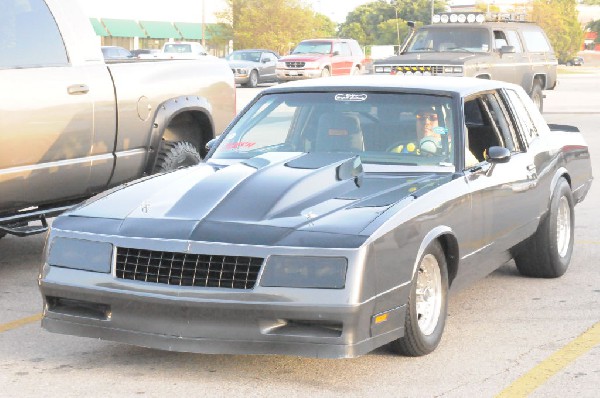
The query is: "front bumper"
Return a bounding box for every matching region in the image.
[276,69,322,81]
[39,231,410,359]
[233,74,249,84]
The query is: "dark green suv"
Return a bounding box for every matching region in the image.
[373,13,557,111]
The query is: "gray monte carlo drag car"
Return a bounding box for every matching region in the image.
[39,76,592,359]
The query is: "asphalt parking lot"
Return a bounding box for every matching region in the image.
[1,71,599,397]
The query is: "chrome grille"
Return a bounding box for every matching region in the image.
[285,61,305,68]
[115,247,264,289]
[393,65,445,75]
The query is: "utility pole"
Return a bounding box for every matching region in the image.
[431,0,434,24]
[201,0,206,47]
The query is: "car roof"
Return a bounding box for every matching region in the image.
[262,75,520,97]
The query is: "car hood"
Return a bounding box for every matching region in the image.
[57,153,449,247]
[375,52,483,65]
[228,60,257,68]
[279,54,328,62]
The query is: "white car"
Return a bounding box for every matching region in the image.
[160,41,208,59]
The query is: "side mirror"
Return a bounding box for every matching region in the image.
[332,51,340,56]
[500,45,515,54]
[205,138,217,152]
[261,58,268,63]
[485,146,511,163]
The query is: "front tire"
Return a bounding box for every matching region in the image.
[391,240,448,356]
[514,177,574,278]
[320,67,330,78]
[154,141,201,173]
[244,70,258,88]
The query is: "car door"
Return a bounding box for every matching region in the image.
[489,29,522,85]
[0,0,112,212]
[259,52,277,82]
[330,42,351,75]
[463,90,538,265]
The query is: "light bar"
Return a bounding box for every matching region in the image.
[432,13,485,24]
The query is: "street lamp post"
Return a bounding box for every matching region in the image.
[201,0,206,47]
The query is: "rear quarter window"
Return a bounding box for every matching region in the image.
[521,30,551,52]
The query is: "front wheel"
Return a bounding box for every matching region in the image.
[244,70,258,88]
[320,67,330,78]
[154,141,202,173]
[391,240,448,356]
[514,177,574,278]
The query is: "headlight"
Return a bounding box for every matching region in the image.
[453,66,463,73]
[47,237,113,273]
[276,61,286,68]
[260,255,347,289]
[238,68,248,75]
[374,66,383,73]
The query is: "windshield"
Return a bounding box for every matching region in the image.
[407,27,489,53]
[211,92,457,171]
[228,51,262,62]
[292,41,332,55]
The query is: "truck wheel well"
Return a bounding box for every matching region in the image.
[475,74,491,79]
[533,74,546,91]
[162,110,213,157]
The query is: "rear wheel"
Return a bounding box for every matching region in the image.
[391,240,448,356]
[531,81,544,112]
[154,141,201,173]
[514,177,574,278]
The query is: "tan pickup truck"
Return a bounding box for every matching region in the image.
[0,0,236,239]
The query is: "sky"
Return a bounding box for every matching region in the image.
[75,0,374,24]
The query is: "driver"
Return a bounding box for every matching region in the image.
[389,107,478,167]
[389,107,446,155]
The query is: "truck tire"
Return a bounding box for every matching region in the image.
[321,68,331,77]
[391,240,448,356]
[154,141,201,173]
[514,178,574,278]
[244,70,258,88]
[531,82,544,113]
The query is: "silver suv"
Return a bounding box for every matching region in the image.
[373,13,557,111]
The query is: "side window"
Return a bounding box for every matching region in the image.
[505,30,522,53]
[340,43,352,57]
[332,42,341,55]
[464,91,520,163]
[504,89,549,146]
[521,30,551,53]
[493,31,508,50]
[0,0,68,69]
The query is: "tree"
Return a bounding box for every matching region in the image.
[216,0,336,54]
[337,0,447,47]
[530,0,584,62]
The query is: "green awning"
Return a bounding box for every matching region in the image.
[102,18,145,38]
[174,22,203,40]
[140,21,181,39]
[89,18,109,37]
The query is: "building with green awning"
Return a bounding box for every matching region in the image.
[174,22,204,40]
[140,21,182,39]
[89,18,109,37]
[102,18,145,38]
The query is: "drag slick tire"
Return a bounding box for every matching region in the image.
[514,177,574,278]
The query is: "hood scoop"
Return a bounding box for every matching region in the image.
[286,153,363,187]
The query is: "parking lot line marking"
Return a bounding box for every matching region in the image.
[496,321,600,398]
[0,313,42,333]
[578,240,600,245]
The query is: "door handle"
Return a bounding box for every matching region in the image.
[67,84,89,95]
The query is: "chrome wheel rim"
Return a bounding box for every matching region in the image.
[415,254,442,336]
[556,196,571,257]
